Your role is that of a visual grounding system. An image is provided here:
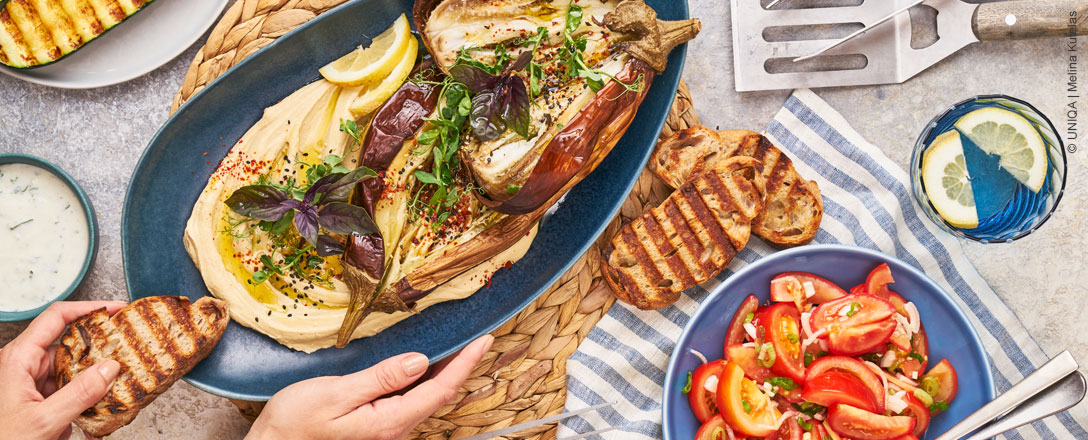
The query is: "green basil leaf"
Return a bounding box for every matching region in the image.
[225,185,292,221]
[565,4,583,35]
[316,202,379,236]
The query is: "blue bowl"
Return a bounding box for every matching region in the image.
[0,153,98,322]
[662,245,994,440]
[122,0,688,400]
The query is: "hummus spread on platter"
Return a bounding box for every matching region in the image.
[184,80,536,353]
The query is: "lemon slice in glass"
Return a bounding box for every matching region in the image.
[922,130,978,229]
[953,107,1048,192]
[349,36,418,117]
[319,14,412,87]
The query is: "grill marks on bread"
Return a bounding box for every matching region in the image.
[602,157,764,310]
[651,128,822,248]
[55,296,228,437]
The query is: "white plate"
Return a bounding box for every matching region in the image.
[0,0,229,89]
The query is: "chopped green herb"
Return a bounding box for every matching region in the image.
[792,402,826,417]
[744,312,754,323]
[797,417,813,431]
[757,343,776,368]
[787,333,799,344]
[681,371,692,394]
[929,401,949,413]
[8,218,33,231]
[741,399,752,413]
[506,184,522,195]
[921,376,940,397]
[846,301,861,317]
[909,352,926,363]
[804,352,815,367]
[767,376,797,391]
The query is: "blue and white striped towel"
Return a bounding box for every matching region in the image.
[557,89,1088,440]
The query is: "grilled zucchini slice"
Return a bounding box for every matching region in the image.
[0,0,153,68]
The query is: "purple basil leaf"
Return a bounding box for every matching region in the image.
[305,166,378,204]
[469,89,507,141]
[315,234,346,257]
[293,205,319,245]
[449,64,501,93]
[500,77,532,139]
[317,202,380,236]
[505,51,532,73]
[224,185,292,221]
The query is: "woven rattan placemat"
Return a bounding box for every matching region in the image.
[170,1,697,437]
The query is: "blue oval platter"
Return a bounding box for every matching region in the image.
[122,0,689,400]
[662,245,995,440]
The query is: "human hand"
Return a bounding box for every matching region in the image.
[0,301,127,440]
[247,334,495,440]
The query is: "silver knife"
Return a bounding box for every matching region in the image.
[459,401,614,440]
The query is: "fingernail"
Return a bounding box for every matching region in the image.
[477,335,495,354]
[402,353,428,376]
[97,360,120,382]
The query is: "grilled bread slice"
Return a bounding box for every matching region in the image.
[650,128,823,248]
[602,157,764,310]
[0,0,154,68]
[721,130,822,248]
[55,296,228,437]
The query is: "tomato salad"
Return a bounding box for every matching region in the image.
[683,263,959,440]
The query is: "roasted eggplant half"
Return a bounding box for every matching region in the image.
[335,0,699,344]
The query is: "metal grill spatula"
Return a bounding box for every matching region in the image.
[731,0,1088,91]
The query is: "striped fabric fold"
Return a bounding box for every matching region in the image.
[558,89,1088,440]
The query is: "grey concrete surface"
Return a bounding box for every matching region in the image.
[0,0,1084,438]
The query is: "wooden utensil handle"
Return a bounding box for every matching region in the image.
[974,0,1088,41]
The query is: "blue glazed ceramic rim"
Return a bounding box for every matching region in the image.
[122,0,688,400]
[908,94,1068,243]
[661,244,995,438]
[0,153,98,322]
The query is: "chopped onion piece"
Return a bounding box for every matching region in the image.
[896,373,919,386]
[893,313,913,338]
[813,412,825,421]
[886,390,909,414]
[803,281,816,298]
[911,371,919,380]
[725,424,736,440]
[742,342,757,349]
[801,328,828,353]
[689,348,708,365]
[881,351,897,368]
[905,302,921,333]
[704,375,719,392]
[800,312,813,337]
[744,322,759,341]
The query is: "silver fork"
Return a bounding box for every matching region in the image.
[936,351,1086,440]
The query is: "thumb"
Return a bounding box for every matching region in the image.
[41,360,120,424]
[342,352,429,406]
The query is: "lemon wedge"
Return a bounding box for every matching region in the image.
[921,130,978,229]
[319,14,412,87]
[953,107,1048,192]
[349,35,418,117]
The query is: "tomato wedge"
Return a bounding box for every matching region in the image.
[726,295,760,347]
[900,391,931,436]
[717,361,782,437]
[771,272,848,306]
[726,344,772,384]
[811,294,895,334]
[897,326,929,379]
[757,303,807,383]
[828,404,916,440]
[765,414,803,440]
[827,317,896,356]
[922,358,959,405]
[806,356,886,414]
[802,371,881,413]
[865,263,895,297]
[689,361,725,423]
[695,414,731,440]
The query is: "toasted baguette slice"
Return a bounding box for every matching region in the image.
[602,157,764,310]
[721,130,823,248]
[649,126,735,188]
[55,296,228,437]
[651,128,823,248]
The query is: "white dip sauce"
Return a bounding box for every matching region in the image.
[0,163,89,312]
